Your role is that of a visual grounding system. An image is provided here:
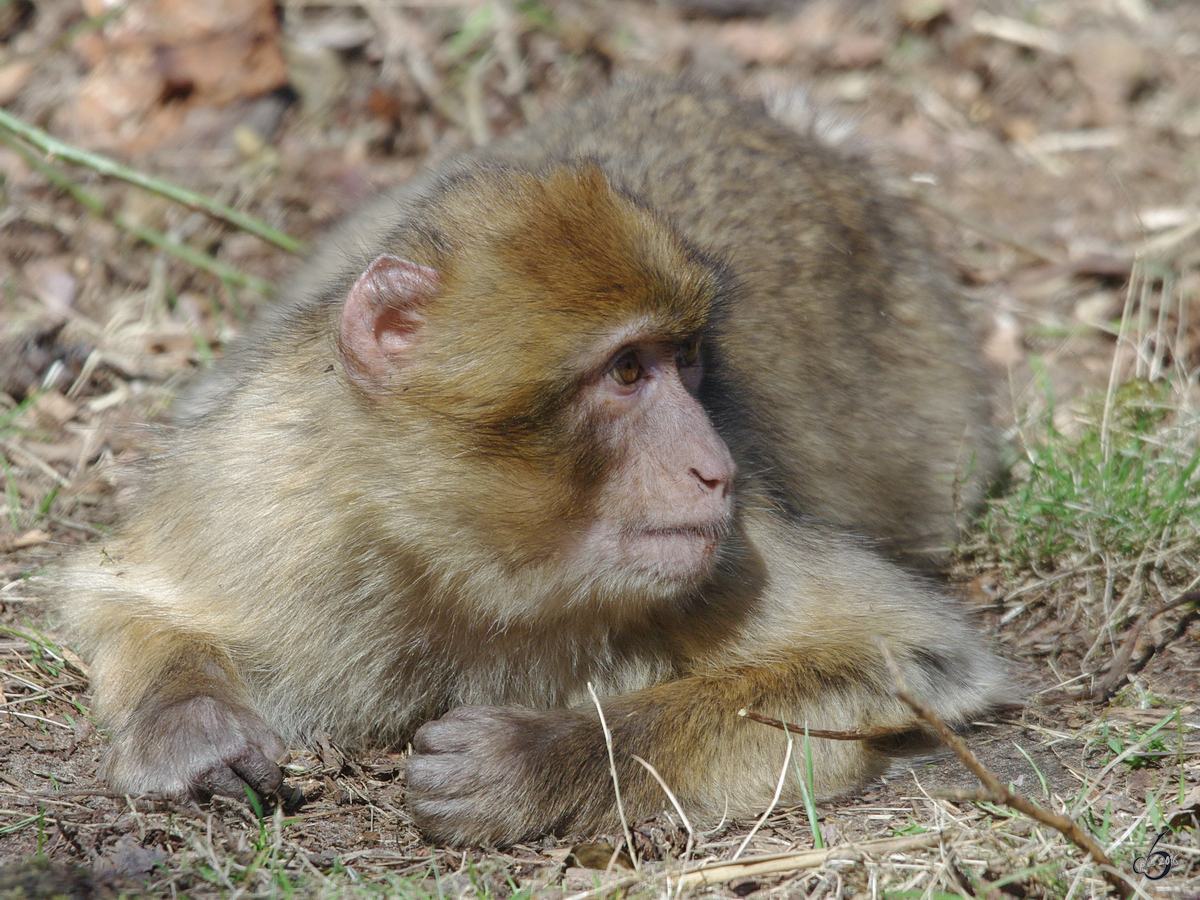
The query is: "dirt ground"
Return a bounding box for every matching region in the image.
[1,0,1199,897]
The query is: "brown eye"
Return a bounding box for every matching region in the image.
[610,352,644,386]
[677,338,701,368]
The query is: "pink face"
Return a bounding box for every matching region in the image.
[570,333,736,586]
[338,253,737,598]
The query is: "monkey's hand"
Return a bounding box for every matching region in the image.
[104,695,292,803]
[407,705,608,846]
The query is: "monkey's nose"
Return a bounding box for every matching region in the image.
[690,463,734,499]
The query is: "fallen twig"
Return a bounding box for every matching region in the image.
[738,708,915,741]
[588,682,639,873]
[877,641,1134,899]
[731,731,793,860]
[680,832,941,889]
[1071,591,1200,702]
[631,754,694,861]
[562,832,942,900]
[914,190,1063,264]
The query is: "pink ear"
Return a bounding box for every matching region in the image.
[338,254,440,391]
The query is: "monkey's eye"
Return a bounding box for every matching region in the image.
[677,338,701,368]
[610,351,645,386]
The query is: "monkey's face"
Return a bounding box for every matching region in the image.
[566,330,736,594]
[335,163,739,620]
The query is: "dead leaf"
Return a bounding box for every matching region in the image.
[982,308,1025,369]
[66,0,287,152]
[315,730,345,770]
[566,840,636,870]
[0,529,51,553]
[1165,785,1200,829]
[1070,29,1148,127]
[25,390,80,428]
[23,258,77,315]
[966,570,1006,606]
[104,833,167,879]
[827,33,888,70]
[0,58,33,106]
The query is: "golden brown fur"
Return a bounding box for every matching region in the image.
[55,80,1006,846]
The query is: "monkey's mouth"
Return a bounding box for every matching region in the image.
[641,524,722,541]
[627,523,725,569]
[577,520,730,586]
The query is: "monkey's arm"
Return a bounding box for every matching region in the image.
[406,513,1008,846]
[58,564,289,800]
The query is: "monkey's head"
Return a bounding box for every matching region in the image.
[334,163,738,623]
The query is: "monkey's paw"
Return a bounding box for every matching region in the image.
[104,696,292,803]
[407,705,590,846]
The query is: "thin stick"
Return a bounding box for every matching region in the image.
[916,192,1062,264]
[0,106,308,255]
[587,682,638,873]
[1077,590,1200,701]
[731,731,793,860]
[1100,261,1140,462]
[561,833,942,900]
[739,708,913,741]
[685,832,942,888]
[631,755,694,860]
[876,641,1134,899]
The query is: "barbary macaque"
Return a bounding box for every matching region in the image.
[55,80,1006,846]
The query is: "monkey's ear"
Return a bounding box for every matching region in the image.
[338,253,440,391]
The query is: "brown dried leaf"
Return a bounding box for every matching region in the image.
[23,257,77,315]
[66,0,287,152]
[1165,785,1200,829]
[565,840,635,870]
[25,390,80,428]
[0,58,33,106]
[0,529,50,552]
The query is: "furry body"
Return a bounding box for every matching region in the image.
[57,81,1005,845]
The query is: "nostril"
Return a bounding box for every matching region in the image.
[691,468,724,493]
